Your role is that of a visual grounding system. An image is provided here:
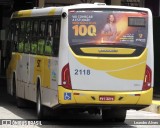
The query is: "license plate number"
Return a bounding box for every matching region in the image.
[99,96,115,101]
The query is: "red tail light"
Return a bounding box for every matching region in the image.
[142,65,152,90]
[61,63,72,89]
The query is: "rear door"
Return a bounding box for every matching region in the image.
[68,8,149,91]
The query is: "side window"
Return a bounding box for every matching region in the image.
[31,20,38,54]
[18,20,25,53]
[24,21,31,53]
[15,22,20,42]
[39,20,46,37]
[24,40,30,53]
[20,20,25,36]
[26,20,32,36]
[33,21,38,37]
[53,19,61,56]
[11,21,20,51]
[9,21,17,52]
[37,20,46,54]
[44,20,53,55]
[55,19,60,36]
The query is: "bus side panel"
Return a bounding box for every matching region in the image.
[6,53,17,95]
[6,53,21,95]
[146,9,154,88]
[31,55,59,107]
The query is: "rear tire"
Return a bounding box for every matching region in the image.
[37,86,43,119]
[12,74,26,108]
[12,74,16,98]
[102,109,115,122]
[102,109,126,122]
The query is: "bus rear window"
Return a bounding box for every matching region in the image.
[68,9,148,48]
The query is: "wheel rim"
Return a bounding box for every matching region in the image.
[37,90,41,116]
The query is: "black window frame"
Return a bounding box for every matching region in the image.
[9,16,61,56]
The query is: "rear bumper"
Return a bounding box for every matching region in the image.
[58,86,153,109]
[53,104,149,110]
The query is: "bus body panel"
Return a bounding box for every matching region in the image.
[29,55,59,107]
[66,7,153,92]
[58,5,153,106]
[68,48,147,91]
[58,86,153,105]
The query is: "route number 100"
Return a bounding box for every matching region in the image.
[72,25,96,36]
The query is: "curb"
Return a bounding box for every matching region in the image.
[142,100,160,114]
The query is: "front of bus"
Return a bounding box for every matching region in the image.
[58,3,153,120]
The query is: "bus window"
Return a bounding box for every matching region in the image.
[23,21,31,53]
[18,39,24,52]
[20,20,25,36]
[15,22,20,42]
[14,21,23,53]
[44,20,53,55]
[24,41,30,53]
[31,20,38,54]
[54,19,60,36]
[33,20,38,37]
[53,19,61,56]
[9,21,17,52]
[31,39,37,54]
[26,21,31,36]
[37,20,46,54]
[18,20,26,52]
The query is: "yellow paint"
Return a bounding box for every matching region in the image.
[7,52,52,88]
[6,53,21,79]
[137,88,153,105]
[107,62,146,79]
[58,86,153,105]
[13,10,32,18]
[48,8,56,15]
[70,48,147,80]
[32,56,51,88]
[58,86,76,104]
[43,58,51,88]
[80,47,135,54]
[152,100,160,105]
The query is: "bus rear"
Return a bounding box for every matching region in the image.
[58,4,153,121]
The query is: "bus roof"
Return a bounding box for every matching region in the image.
[11,3,150,19]
[11,7,63,19]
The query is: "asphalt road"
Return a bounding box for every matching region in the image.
[0,81,160,128]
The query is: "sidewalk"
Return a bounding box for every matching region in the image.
[142,100,160,114]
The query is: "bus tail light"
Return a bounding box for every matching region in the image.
[142,65,152,91]
[61,63,72,89]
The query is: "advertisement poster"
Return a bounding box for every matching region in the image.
[68,9,148,47]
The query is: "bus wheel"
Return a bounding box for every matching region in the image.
[114,109,126,122]
[13,74,26,108]
[37,86,43,119]
[12,74,16,99]
[102,109,126,122]
[102,109,114,122]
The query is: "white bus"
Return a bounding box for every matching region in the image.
[6,3,154,121]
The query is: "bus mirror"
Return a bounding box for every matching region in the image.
[62,12,67,19]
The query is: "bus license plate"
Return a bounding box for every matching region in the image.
[99,96,115,101]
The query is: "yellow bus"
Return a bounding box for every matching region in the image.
[6,3,154,121]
